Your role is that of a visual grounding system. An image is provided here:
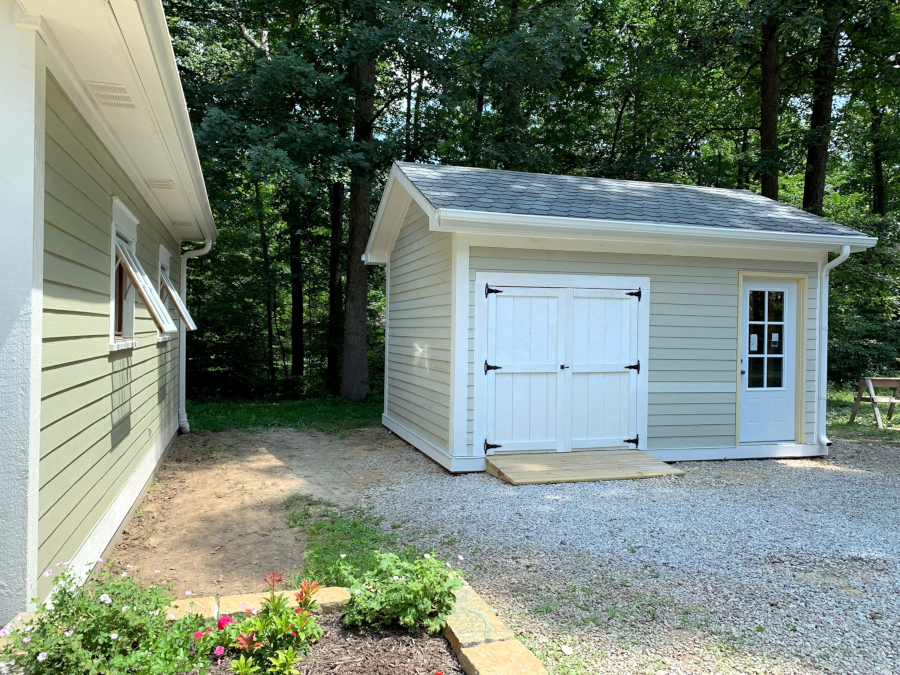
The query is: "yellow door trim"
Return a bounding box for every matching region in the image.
[736,272,809,445]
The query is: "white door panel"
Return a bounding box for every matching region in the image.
[486,287,565,453]
[739,280,796,442]
[570,289,639,450]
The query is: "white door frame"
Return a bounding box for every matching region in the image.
[736,272,808,444]
[474,272,650,455]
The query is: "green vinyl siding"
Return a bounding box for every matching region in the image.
[386,202,452,451]
[467,246,818,455]
[37,75,181,593]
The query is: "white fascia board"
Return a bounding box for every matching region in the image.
[133,0,216,242]
[364,164,437,265]
[434,209,877,252]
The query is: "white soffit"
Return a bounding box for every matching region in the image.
[19,0,215,242]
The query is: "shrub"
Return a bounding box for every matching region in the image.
[0,564,191,675]
[342,551,461,635]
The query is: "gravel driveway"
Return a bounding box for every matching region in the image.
[363,439,900,674]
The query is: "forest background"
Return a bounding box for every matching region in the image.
[165,0,900,402]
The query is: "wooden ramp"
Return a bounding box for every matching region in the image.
[486,450,685,486]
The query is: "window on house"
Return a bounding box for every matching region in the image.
[158,269,197,331]
[115,241,178,335]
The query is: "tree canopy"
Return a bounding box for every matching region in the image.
[165,0,900,397]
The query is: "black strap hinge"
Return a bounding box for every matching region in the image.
[484,360,502,375]
[624,434,639,447]
[485,284,503,298]
[626,288,642,301]
[625,359,640,374]
[484,440,502,453]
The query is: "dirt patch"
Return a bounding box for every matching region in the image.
[205,614,463,675]
[110,427,407,597]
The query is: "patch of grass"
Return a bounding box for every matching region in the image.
[827,387,900,444]
[284,494,412,588]
[185,395,383,435]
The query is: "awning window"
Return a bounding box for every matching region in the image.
[115,242,178,334]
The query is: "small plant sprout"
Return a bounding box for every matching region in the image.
[294,580,321,612]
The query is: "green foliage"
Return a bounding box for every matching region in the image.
[185,395,383,434]
[230,655,261,675]
[342,551,462,635]
[827,387,900,443]
[0,565,195,675]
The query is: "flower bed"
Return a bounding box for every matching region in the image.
[1,553,463,675]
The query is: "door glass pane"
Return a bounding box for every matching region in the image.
[748,357,765,388]
[749,291,765,322]
[767,326,783,354]
[748,324,764,354]
[767,357,783,387]
[768,291,784,322]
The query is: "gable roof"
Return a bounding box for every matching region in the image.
[364,163,876,264]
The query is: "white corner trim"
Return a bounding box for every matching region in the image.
[61,419,177,590]
[109,340,139,352]
[449,233,470,458]
[645,443,826,463]
[437,208,877,252]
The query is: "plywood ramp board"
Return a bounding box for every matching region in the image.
[485,450,685,485]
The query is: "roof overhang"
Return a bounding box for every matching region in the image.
[15,0,215,243]
[364,164,876,264]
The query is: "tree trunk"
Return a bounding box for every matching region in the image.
[254,181,276,386]
[737,128,749,189]
[871,105,886,215]
[760,19,780,200]
[287,197,304,379]
[326,181,345,395]
[341,60,376,400]
[802,4,841,214]
[497,0,522,169]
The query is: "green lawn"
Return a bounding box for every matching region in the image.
[186,390,899,444]
[185,395,383,435]
[827,387,900,444]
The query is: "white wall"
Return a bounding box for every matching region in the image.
[0,0,44,623]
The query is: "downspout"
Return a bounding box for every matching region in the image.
[178,239,212,433]
[817,244,850,447]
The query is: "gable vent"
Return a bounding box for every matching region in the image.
[85,81,135,109]
[146,178,176,190]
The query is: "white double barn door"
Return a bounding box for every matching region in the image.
[485,285,640,454]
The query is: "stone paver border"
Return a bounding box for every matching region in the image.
[2,582,545,675]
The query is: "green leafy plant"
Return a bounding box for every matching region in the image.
[343,551,461,635]
[0,564,186,675]
[226,572,322,671]
[231,654,261,675]
[268,647,301,674]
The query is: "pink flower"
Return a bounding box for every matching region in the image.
[205,627,213,634]
[37,652,47,662]
[193,631,203,641]
[22,637,30,644]
[214,646,225,656]
[185,590,192,596]
[217,616,234,630]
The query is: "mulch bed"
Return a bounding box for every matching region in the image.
[206,614,465,675]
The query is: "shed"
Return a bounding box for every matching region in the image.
[364,162,876,473]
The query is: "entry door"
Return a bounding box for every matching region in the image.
[739,280,796,442]
[485,287,567,453]
[484,285,639,453]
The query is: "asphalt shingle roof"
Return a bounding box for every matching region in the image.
[397,162,867,238]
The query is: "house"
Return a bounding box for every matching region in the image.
[364,162,876,473]
[1,0,215,622]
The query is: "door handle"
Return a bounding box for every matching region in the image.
[560,365,570,370]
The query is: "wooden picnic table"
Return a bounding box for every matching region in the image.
[849,377,900,429]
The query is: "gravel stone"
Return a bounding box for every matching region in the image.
[362,438,900,674]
